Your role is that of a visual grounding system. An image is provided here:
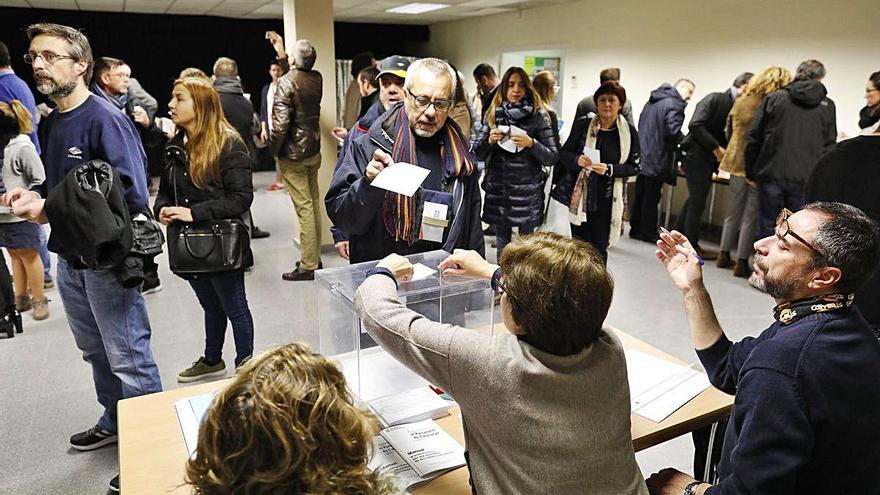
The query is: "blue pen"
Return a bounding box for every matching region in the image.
[659,226,704,265]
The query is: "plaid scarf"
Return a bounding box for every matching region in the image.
[382,105,475,244]
[494,96,534,127]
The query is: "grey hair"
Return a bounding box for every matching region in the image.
[26,23,94,85]
[294,40,316,70]
[212,57,238,77]
[795,59,826,81]
[404,58,456,96]
[804,202,880,294]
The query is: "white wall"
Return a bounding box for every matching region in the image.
[426,0,876,139]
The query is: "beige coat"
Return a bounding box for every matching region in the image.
[354,275,649,495]
[720,93,763,177]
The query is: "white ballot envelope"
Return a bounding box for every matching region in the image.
[498,125,528,153]
[371,162,430,197]
[583,147,601,164]
[420,200,449,243]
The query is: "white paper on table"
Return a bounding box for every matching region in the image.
[380,419,466,478]
[497,125,528,153]
[582,146,601,164]
[411,263,437,281]
[625,349,711,422]
[368,436,425,491]
[371,162,430,197]
[173,392,217,457]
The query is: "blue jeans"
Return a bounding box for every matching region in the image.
[757,181,806,238]
[188,273,254,366]
[39,225,51,282]
[57,258,162,433]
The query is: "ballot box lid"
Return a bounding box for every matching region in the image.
[315,250,491,308]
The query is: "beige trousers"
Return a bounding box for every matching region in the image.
[278,154,323,270]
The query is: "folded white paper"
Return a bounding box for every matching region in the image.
[411,263,437,281]
[497,125,528,153]
[371,162,430,197]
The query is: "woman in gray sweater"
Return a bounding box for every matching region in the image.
[0,101,47,320]
[354,231,647,495]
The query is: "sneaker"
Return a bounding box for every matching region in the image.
[109,474,119,493]
[70,425,117,451]
[142,276,163,295]
[44,279,55,291]
[15,294,32,312]
[32,297,49,321]
[266,182,284,191]
[177,357,227,383]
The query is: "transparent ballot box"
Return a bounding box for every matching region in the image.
[315,250,495,400]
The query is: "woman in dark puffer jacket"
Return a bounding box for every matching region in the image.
[474,66,557,258]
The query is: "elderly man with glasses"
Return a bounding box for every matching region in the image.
[326,57,484,264]
[646,202,880,495]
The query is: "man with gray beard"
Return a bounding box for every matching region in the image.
[326,57,484,263]
[3,23,161,493]
[647,203,880,495]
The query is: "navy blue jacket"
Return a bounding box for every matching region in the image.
[698,307,880,495]
[324,105,484,264]
[474,108,557,227]
[637,84,687,184]
[329,101,384,245]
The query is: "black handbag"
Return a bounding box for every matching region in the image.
[165,145,246,276]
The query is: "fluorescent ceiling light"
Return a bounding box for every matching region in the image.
[386,3,451,14]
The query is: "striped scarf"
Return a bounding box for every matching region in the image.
[383,105,475,244]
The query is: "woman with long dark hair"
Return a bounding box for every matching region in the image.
[474,66,557,259]
[155,77,255,382]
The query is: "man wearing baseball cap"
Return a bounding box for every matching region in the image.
[327,55,412,262]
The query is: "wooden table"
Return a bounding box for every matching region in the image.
[118,326,732,494]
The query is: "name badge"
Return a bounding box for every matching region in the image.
[419,190,452,243]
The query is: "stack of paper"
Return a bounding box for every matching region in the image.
[369,387,454,427]
[625,349,711,422]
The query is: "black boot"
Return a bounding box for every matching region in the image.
[0,310,22,338]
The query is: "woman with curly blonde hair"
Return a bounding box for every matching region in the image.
[717,66,792,278]
[186,342,394,495]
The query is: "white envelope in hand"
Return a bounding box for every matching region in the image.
[498,125,528,153]
[582,147,601,164]
[371,162,430,197]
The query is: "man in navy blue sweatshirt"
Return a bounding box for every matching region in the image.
[647,202,880,495]
[2,23,161,493]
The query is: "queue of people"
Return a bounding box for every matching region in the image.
[3,18,880,495]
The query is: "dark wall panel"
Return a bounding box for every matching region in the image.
[0,8,429,112]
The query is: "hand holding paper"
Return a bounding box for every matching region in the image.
[498,125,528,153]
[370,162,430,197]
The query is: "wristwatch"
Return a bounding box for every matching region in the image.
[683,481,705,495]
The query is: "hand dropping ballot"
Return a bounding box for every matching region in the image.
[498,125,528,153]
[371,162,430,197]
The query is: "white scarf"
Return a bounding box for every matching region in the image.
[569,114,631,227]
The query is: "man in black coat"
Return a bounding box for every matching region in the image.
[745,59,836,238]
[676,72,753,258]
[573,67,635,127]
[213,56,270,239]
[629,79,694,242]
